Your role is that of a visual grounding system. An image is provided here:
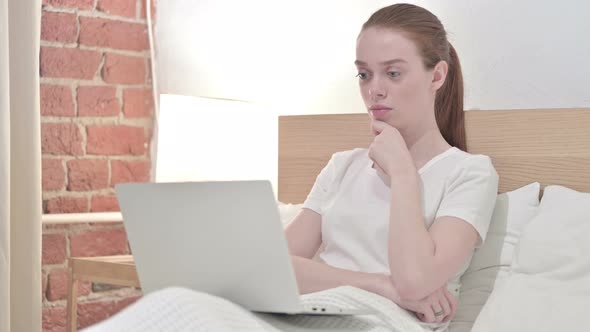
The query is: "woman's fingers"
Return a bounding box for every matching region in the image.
[432,304,444,323]
[429,290,445,323]
[442,288,457,322]
[421,303,436,323]
[438,296,451,323]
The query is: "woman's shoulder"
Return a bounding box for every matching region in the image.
[328,148,369,166]
[309,148,368,196]
[455,150,495,170]
[320,148,369,183]
[444,149,499,184]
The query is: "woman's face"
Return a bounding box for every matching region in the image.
[356,27,444,136]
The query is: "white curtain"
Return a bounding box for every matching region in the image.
[0,0,42,331]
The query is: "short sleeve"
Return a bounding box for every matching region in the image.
[435,155,499,247]
[302,154,337,215]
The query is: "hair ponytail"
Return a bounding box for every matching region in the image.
[434,43,466,151]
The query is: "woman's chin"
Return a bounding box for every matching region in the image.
[370,117,398,129]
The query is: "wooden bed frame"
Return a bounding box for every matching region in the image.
[278,108,590,203]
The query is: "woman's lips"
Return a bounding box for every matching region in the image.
[371,109,391,118]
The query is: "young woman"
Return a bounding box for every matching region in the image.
[285,3,499,328]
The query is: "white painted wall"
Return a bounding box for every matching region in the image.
[155,0,590,113]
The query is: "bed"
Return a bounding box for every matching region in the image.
[278,107,590,332]
[86,108,590,332]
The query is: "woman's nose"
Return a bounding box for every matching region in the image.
[368,82,386,100]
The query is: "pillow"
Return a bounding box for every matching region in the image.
[512,185,590,279]
[471,185,590,332]
[277,202,303,226]
[450,182,540,332]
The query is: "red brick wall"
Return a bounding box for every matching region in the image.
[41,0,155,330]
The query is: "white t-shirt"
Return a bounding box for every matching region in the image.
[302,147,499,295]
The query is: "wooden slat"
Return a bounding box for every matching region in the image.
[42,212,123,225]
[69,256,140,287]
[465,109,590,193]
[278,108,590,203]
[73,255,134,264]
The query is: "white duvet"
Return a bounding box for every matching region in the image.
[83,286,446,332]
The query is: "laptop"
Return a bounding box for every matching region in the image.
[115,180,373,316]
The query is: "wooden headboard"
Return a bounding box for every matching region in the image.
[278,108,590,203]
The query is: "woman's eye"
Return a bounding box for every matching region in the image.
[388,71,401,78]
[356,72,368,80]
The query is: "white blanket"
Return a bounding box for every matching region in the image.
[83,286,448,332]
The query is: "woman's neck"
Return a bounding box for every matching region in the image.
[401,126,452,171]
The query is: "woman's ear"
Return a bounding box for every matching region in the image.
[432,60,448,91]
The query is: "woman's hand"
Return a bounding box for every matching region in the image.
[401,285,457,324]
[376,275,457,324]
[368,121,415,177]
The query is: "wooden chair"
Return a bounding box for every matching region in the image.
[66,255,140,332]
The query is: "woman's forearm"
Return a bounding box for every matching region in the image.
[291,255,386,297]
[388,171,437,299]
